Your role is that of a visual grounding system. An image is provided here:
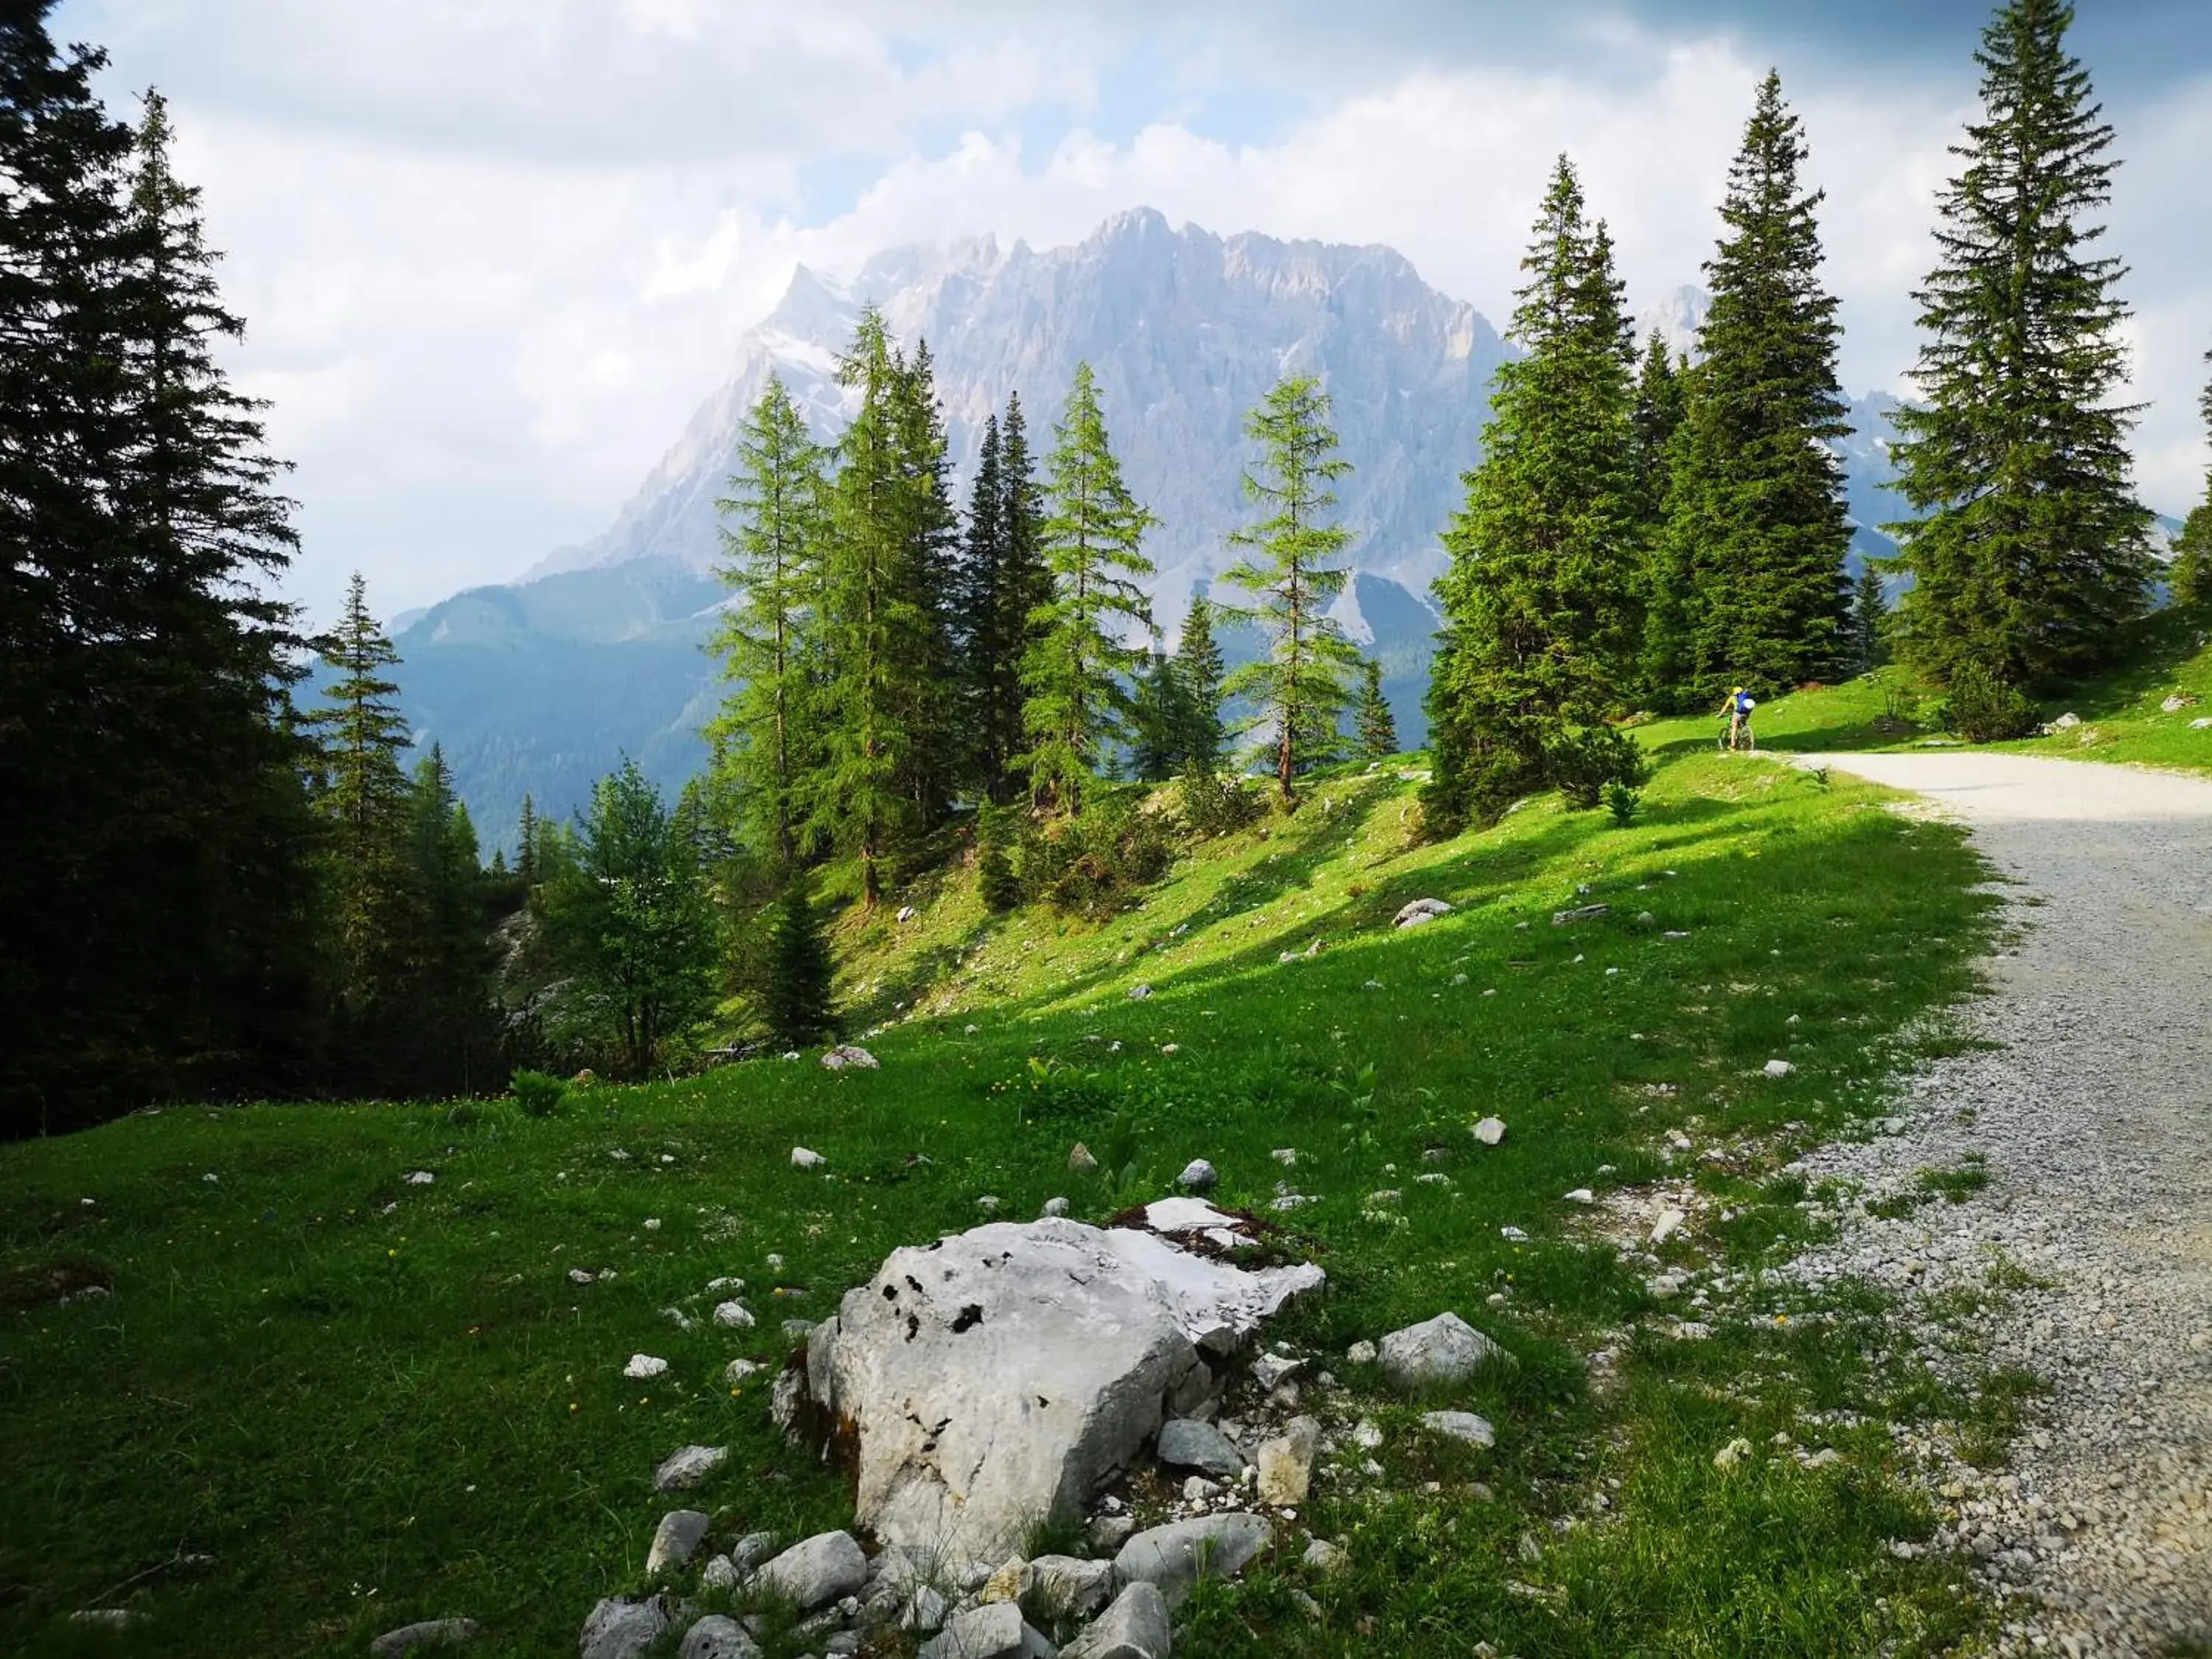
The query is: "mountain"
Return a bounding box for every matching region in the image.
[387,212,1917,849]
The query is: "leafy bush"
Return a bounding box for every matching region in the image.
[1178,761,1258,837]
[1604,782,1641,826]
[975,810,1023,912]
[1023,793,1174,920]
[1941,661,2039,742]
[1547,725,1652,810]
[509,1069,568,1119]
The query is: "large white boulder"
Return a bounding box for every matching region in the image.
[801,1219,1321,1557]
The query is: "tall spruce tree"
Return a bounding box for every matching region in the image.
[890,340,963,821]
[399,744,498,1092]
[1354,659,1399,760]
[1427,159,1640,827]
[1020,363,1155,811]
[709,374,827,869]
[1663,72,1853,703]
[1130,642,1189,782]
[1631,332,1697,706]
[1886,0,2152,686]
[1850,567,1890,675]
[953,413,1012,793]
[761,877,836,1048]
[3,36,325,1132]
[2170,348,2212,611]
[1218,375,1362,803]
[1174,591,1228,772]
[812,309,934,902]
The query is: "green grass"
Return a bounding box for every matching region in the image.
[1636,615,2212,776]
[0,752,2007,1657]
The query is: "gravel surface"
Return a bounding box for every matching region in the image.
[1791,754,2212,1658]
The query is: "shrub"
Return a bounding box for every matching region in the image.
[1178,760,1258,837]
[975,810,1023,912]
[509,1069,568,1119]
[1941,661,2039,742]
[1546,726,1651,810]
[1604,782,1641,826]
[1025,792,1174,920]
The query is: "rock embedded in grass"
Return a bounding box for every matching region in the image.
[1649,1208,1688,1244]
[919,1601,1054,1659]
[1421,1410,1496,1447]
[1068,1143,1098,1173]
[1060,1580,1172,1659]
[646,1510,710,1575]
[1256,1416,1320,1504]
[1552,904,1610,925]
[1472,1117,1507,1147]
[675,1614,759,1659]
[1763,1059,1795,1078]
[652,1444,728,1492]
[1113,1513,1273,1607]
[1128,984,1154,1000]
[1042,1197,1070,1217]
[790,1147,827,1169]
[754,1531,869,1613]
[1175,1159,1217,1192]
[370,1618,478,1656]
[578,1596,669,1659]
[1393,898,1453,928]
[622,1354,669,1380]
[1024,1555,1116,1622]
[1302,1539,1347,1575]
[1562,1188,1595,1205]
[821,1046,878,1071]
[1377,1312,1511,1391]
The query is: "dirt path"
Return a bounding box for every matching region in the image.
[1790,753,2212,1657]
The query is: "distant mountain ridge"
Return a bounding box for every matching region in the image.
[389,210,1919,848]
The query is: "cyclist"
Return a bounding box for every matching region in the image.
[1720,686,1756,752]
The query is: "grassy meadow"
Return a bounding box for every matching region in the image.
[2,748,2017,1657]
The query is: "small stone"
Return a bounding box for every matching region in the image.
[903,1587,953,1634]
[1649,1208,1688,1245]
[1421,1410,1496,1447]
[979,1557,1032,1605]
[653,1444,728,1492]
[1713,1436,1753,1471]
[1346,1340,1377,1365]
[371,1618,479,1657]
[1803,1447,1844,1470]
[897,905,917,922]
[1562,1188,1595,1205]
[1551,903,1610,925]
[1472,1116,1507,1147]
[1499,1225,1528,1243]
[781,1318,817,1343]
[1302,1538,1347,1575]
[1271,1147,1297,1166]
[1060,1580,1172,1659]
[729,1531,779,1573]
[1113,1514,1273,1608]
[1762,1059,1794,1078]
[1393,898,1453,928]
[1042,1197,1070,1218]
[1377,1312,1511,1391]
[724,1358,762,1385]
[714,1301,755,1329]
[976,1195,1002,1212]
[647,1509,711,1575]
[1251,1352,1305,1391]
[699,1554,739,1591]
[579,1597,669,1659]
[1183,1475,1222,1501]
[1128,984,1154,1001]
[1086,1514,1137,1553]
[678,1616,760,1659]
[1157,1418,1246,1478]
[1068,1143,1098,1174]
[404,1170,435,1186]
[1256,1416,1321,1505]
[821,1046,879,1071]
[624,1354,670,1380]
[754,1531,869,1613]
[790,1147,827,1169]
[568,1268,595,1284]
[1175,1158,1217,1192]
[919,1601,1054,1659]
[1023,1555,1115,1623]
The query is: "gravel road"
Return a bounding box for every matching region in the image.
[1789,753,2212,1658]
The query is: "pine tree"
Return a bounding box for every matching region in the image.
[1174,591,1229,773]
[517,794,539,883]
[890,339,963,821]
[812,309,933,902]
[1216,376,1362,804]
[1631,332,1695,706]
[399,744,497,1091]
[2171,348,2212,611]
[1887,0,2153,686]
[1665,72,1853,703]
[1428,159,1640,824]
[1130,643,1189,782]
[761,878,836,1048]
[1850,567,1891,675]
[709,374,827,869]
[1354,659,1399,759]
[1019,363,1156,811]
[995,394,1051,799]
[953,413,1012,793]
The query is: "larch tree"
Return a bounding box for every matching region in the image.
[709,374,827,870]
[1217,375,1362,804]
[1666,71,1853,703]
[1426,158,1640,828]
[1019,362,1155,812]
[1886,0,2152,686]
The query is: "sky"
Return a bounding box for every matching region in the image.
[53,0,2212,625]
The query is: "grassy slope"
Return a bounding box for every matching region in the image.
[1,753,2008,1658]
[1635,622,2212,775]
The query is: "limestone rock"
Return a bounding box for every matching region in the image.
[623,1354,669,1380]
[790,1147,827,1169]
[1551,904,1610,925]
[1377,1312,1509,1391]
[647,1510,711,1575]
[1472,1117,1507,1147]
[1649,1207,1688,1245]
[1113,1513,1273,1608]
[698,1555,738,1591]
[1043,1197,1070,1217]
[920,1601,1057,1659]
[677,1615,761,1659]
[1393,898,1452,928]
[1175,1159,1217,1192]
[1156,1418,1246,1478]
[1087,1514,1137,1553]
[1255,1416,1320,1504]
[754,1531,868,1613]
[1024,1555,1116,1622]
[1420,1411,1495,1447]
[1301,1538,1347,1574]
[821,1046,878,1071]
[1346,1339,1378,1365]
[729,1531,779,1573]
[371,1619,478,1657]
[653,1445,728,1492]
[713,1301,755,1329]
[578,1597,668,1659]
[1128,984,1154,1001]
[981,1557,1032,1605]
[1714,1436,1752,1471]
[1762,1059,1795,1078]
[1059,1580,1172,1659]
[800,1219,1321,1554]
[1068,1143,1098,1174]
